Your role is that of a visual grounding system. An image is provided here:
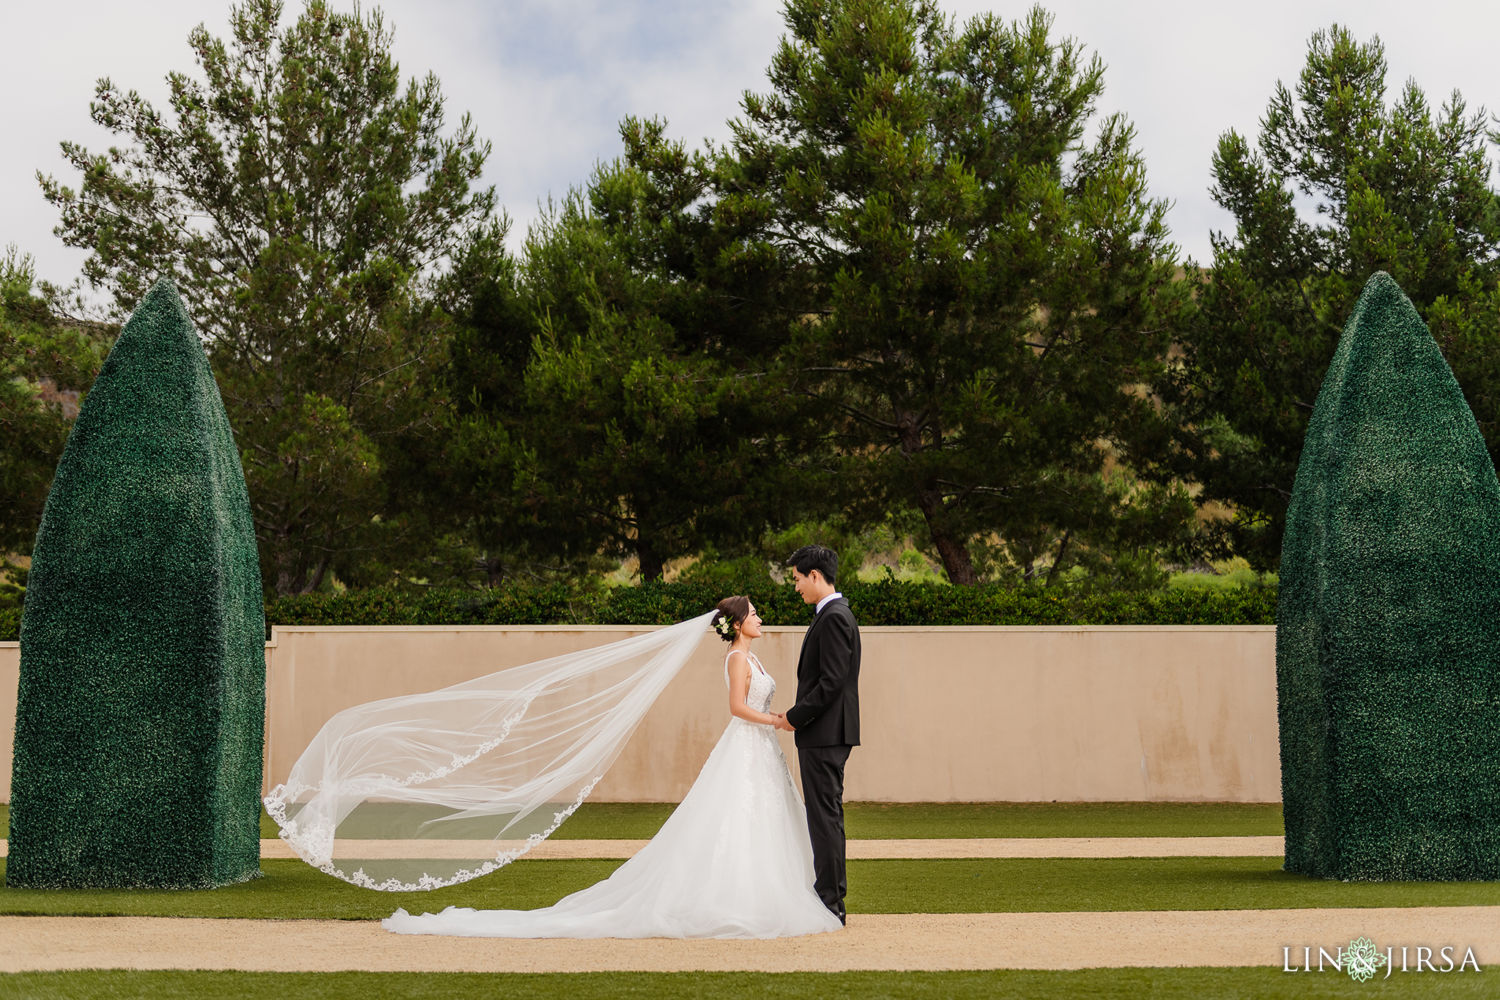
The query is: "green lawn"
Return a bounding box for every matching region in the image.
[0,968,1486,1000]
[838,801,1283,839]
[4,855,1497,919]
[2,801,1287,843]
[256,801,1287,840]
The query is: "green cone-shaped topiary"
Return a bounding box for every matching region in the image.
[1277,271,1500,880]
[7,279,265,888]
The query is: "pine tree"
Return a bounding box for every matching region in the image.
[719,0,1187,583]
[40,0,496,592]
[1159,26,1500,569]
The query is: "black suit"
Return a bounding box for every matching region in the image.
[785,596,860,922]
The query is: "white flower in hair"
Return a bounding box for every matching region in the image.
[714,615,736,638]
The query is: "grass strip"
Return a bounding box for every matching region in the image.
[840,802,1284,839]
[0,968,1488,1000]
[4,856,1498,919]
[5,801,1287,843]
[234,801,1285,841]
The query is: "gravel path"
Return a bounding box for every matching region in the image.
[4,908,1496,973]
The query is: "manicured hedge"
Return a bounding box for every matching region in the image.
[8,281,265,890]
[263,582,584,627]
[1277,272,1500,881]
[0,576,1278,642]
[256,579,1277,629]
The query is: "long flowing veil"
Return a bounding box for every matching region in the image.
[263,610,716,891]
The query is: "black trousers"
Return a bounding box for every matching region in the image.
[798,744,853,922]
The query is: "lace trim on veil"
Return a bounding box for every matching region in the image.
[265,773,604,892]
[263,699,539,890]
[262,609,718,892]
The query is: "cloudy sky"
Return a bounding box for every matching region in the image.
[3,0,1497,292]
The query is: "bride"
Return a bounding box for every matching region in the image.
[266,595,841,939]
[384,596,841,939]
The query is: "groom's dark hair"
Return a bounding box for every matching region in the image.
[787,545,838,586]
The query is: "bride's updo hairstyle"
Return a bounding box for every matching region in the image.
[711,595,751,643]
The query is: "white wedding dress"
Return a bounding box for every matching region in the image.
[382,650,843,939]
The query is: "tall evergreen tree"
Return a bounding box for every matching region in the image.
[719,0,1187,583]
[416,221,546,587]
[505,119,807,583]
[40,0,496,593]
[1155,26,1500,569]
[0,247,111,561]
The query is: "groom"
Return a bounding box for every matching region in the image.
[776,544,861,925]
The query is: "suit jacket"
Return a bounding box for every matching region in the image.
[785,597,861,748]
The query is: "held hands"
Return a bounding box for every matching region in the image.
[770,712,795,733]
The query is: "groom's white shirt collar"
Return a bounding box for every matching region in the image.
[815,592,843,615]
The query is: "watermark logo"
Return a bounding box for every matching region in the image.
[1342,937,1387,982]
[1283,938,1481,980]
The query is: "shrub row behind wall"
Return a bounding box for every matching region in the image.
[0,583,1278,641]
[267,582,1277,630]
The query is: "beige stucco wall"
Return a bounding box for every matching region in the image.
[0,624,1280,803]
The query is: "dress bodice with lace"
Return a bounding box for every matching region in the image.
[736,650,776,711]
[383,645,842,939]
